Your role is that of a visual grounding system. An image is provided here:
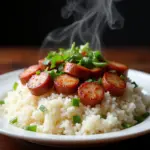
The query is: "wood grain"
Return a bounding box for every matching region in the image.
[0,47,150,149]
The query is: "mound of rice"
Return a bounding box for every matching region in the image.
[2,81,150,135]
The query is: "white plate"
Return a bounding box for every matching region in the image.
[0,69,150,147]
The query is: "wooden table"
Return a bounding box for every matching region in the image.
[0,47,150,150]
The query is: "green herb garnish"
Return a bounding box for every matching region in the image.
[47,70,64,79]
[13,82,18,91]
[86,78,96,82]
[92,62,108,68]
[9,117,18,124]
[131,81,138,88]
[97,78,102,84]
[134,112,149,123]
[120,74,126,80]
[122,123,132,129]
[0,100,5,105]
[25,125,37,132]
[73,115,81,124]
[39,105,47,112]
[36,70,41,75]
[72,98,80,107]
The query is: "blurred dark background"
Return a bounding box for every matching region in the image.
[1,0,150,47]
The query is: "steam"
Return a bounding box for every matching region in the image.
[41,0,124,50]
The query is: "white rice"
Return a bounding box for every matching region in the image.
[2,81,150,135]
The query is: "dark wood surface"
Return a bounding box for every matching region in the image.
[0,47,150,150]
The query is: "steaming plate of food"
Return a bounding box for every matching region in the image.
[0,43,150,146]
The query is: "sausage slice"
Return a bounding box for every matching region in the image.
[108,61,128,73]
[54,74,79,95]
[102,72,126,96]
[64,62,91,80]
[90,68,104,79]
[27,72,53,96]
[38,59,48,70]
[78,82,104,107]
[19,65,41,85]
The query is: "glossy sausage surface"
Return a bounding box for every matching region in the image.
[19,65,41,85]
[27,72,53,96]
[64,62,91,80]
[78,82,104,107]
[54,74,79,95]
[102,72,126,96]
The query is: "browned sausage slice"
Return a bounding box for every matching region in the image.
[27,72,53,96]
[19,65,41,85]
[64,62,91,80]
[90,68,104,79]
[102,72,126,96]
[78,82,104,107]
[108,61,128,73]
[38,59,47,70]
[54,74,79,95]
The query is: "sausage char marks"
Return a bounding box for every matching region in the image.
[78,82,104,107]
[64,62,91,80]
[19,65,41,85]
[27,72,53,96]
[54,74,79,95]
[102,72,126,96]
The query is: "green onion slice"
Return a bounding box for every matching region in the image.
[13,82,18,91]
[73,115,81,124]
[25,125,37,132]
[93,62,108,68]
[39,105,47,112]
[122,123,132,129]
[131,81,138,88]
[10,117,18,124]
[36,70,41,75]
[0,100,5,105]
[71,98,80,107]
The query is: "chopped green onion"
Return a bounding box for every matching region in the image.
[39,105,47,112]
[36,70,41,75]
[79,57,93,68]
[134,112,149,123]
[0,100,5,105]
[131,81,138,88]
[93,62,108,68]
[71,98,80,107]
[25,125,37,132]
[93,51,103,60]
[9,117,18,124]
[97,78,102,84]
[86,78,96,82]
[101,114,106,119]
[120,74,126,80]
[48,70,64,79]
[48,70,57,79]
[13,82,18,91]
[50,55,63,69]
[73,115,81,124]
[58,64,64,72]
[142,112,150,118]
[122,123,132,129]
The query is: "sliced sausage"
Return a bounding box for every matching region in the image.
[19,65,41,85]
[38,59,48,70]
[108,61,128,73]
[27,72,53,96]
[102,72,126,96]
[54,74,79,95]
[64,62,91,80]
[90,68,104,79]
[78,82,104,107]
